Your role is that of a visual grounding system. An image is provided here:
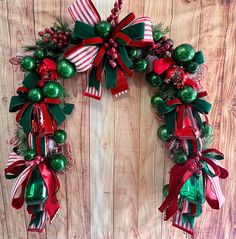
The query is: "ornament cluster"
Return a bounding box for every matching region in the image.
[5,0,227,235]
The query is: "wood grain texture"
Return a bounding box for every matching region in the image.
[0,0,235,239]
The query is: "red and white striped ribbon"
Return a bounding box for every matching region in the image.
[129,17,153,45]
[172,212,194,235]
[68,0,101,25]
[28,210,48,233]
[6,152,24,169]
[65,46,99,73]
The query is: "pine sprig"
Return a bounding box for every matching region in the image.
[15,127,29,156]
[152,23,170,35]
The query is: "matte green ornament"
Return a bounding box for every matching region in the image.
[134,59,148,72]
[151,94,163,106]
[157,125,172,141]
[146,72,162,87]
[54,129,67,144]
[180,175,205,204]
[185,61,199,73]
[25,168,48,205]
[24,149,37,161]
[34,49,46,60]
[201,123,213,136]
[163,184,169,198]
[43,81,63,98]
[49,154,67,172]
[153,30,163,42]
[21,56,37,71]
[173,150,188,164]
[57,60,76,79]
[128,47,139,59]
[177,86,197,104]
[95,21,111,39]
[28,88,43,102]
[173,44,195,64]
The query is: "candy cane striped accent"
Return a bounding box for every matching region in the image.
[68,0,101,26]
[113,89,129,98]
[11,163,35,199]
[65,46,99,72]
[83,71,102,100]
[6,152,24,168]
[28,211,48,232]
[172,212,194,236]
[130,17,153,43]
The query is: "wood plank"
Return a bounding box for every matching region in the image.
[89,1,115,238]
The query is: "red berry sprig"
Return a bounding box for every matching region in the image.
[38,28,71,48]
[107,0,123,26]
[151,37,174,57]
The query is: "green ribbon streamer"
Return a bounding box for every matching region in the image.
[73,21,96,39]
[20,104,34,133]
[121,22,145,40]
[23,72,41,89]
[105,61,117,89]
[48,104,66,126]
[9,96,28,112]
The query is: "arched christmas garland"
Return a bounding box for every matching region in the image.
[5,0,228,235]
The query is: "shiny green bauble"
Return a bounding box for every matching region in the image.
[49,154,67,172]
[153,30,163,42]
[34,49,46,60]
[28,88,43,102]
[185,61,199,73]
[173,44,195,64]
[173,150,188,164]
[163,184,169,198]
[134,59,148,72]
[57,60,76,79]
[151,94,163,106]
[201,123,213,136]
[21,56,37,71]
[128,47,139,59]
[25,168,48,205]
[43,81,63,98]
[177,86,197,104]
[54,129,67,144]
[24,149,37,161]
[157,125,172,141]
[146,72,162,87]
[95,21,111,39]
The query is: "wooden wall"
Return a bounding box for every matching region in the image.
[0,0,235,238]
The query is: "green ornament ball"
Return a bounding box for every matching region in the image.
[146,72,162,87]
[151,94,163,106]
[57,60,76,79]
[185,61,200,73]
[134,59,148,72]
[163,184,169,198]
[128,47,139,59]
[177,86,197,104]
[95,21,111,39]
[173,43,195,64]
[49,154,67,172]
[34,49,46,60]
[153,30,163,42]
[157,125,172,141]
[21,56,37,71]
[54,129,67,144]
[173,150,188,164]
[24,149,37,161]
[28,88,43,102]
[201,123,213,136]
[43,81,63,98]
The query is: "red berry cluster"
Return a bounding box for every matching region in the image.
[38,28,71,48]
[151,37,174,57]
[104,38,118,68]
[107,0,123,26]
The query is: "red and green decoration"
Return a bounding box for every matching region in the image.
[5,0,227,235]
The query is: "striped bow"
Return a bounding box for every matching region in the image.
[5,152,60,232]
[65,0,153,100]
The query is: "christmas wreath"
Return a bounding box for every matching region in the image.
[5,0,228,235]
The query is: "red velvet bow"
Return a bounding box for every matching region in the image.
[159,149,228,220]
[5,153,60,223]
